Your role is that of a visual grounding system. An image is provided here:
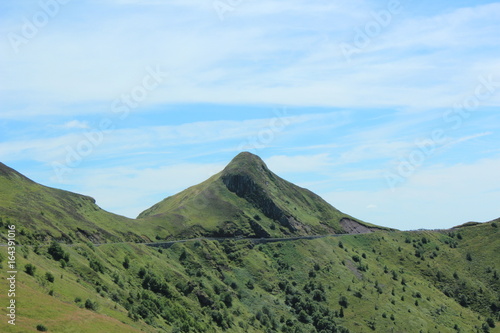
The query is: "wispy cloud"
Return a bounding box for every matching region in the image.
[58,120,90,130]
[2,1,500,117]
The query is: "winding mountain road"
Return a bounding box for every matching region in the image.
[0,233,357,248]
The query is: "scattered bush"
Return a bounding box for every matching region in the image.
[85,299,98,311]
[46,272,55,283]
[36,324,48,332]
[25,263,36,276]
[246,280,254,290]
[48,241,69,262]
[339,295,349,308]
[89,259,105,273]
[123,256,130,269]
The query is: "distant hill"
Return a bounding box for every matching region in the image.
[138,152,386,239]
[0,162,145,244]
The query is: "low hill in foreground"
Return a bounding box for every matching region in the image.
[0,221,499,332]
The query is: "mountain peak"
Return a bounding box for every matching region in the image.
[221,152,274,192]
[224,151,266,170]
[139,152,384,238]
[222,152,271,181]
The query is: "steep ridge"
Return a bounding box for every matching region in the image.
[0,162,146,243]
[138,152,386,239]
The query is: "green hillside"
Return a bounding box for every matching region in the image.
[0,162,150,244]
[1,221,499,332]
[138,152,385,238]
[0,156,499,332]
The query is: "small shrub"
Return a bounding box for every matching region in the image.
[222,292,233,307]
[25,264,36,276]
[123,256,130,269]
[339,295,349,308]
[89,259,105,273]
[48,241,68,262]
[85,299,98,311]
[36,324,48,332]
[46,272,55,283]
[246,280,254,290]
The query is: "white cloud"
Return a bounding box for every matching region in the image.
[1,1,499,118]
[322,157,500,230]
[445,131,493,147]
[59,120,89,130]
[265,154,332,175]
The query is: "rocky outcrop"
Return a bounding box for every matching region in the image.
[222,173,298,232]
[248,219,272,238]
[340,218,374,234]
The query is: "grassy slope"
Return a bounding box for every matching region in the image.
[1,222,498,332]
[138,153,386,238]
[0,163,156,244]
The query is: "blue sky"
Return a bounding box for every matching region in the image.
[1,0,499,230]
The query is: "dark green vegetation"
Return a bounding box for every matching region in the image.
[0,153,499,332]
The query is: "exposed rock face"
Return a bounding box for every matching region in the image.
[340,218,374,234]
[222,173,297,232]
[248,219,272,238]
